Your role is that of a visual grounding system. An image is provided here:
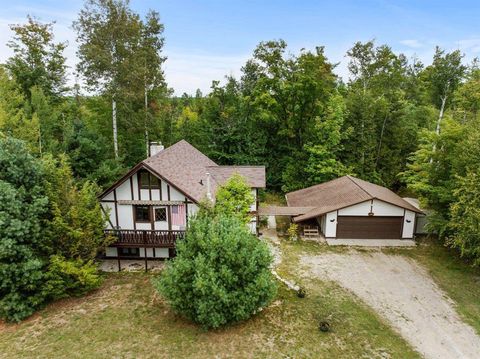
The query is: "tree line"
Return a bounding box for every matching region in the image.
[1,0,480,321]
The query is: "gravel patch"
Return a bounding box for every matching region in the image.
[302,250,480,359]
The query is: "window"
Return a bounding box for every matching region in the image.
[150,176,160,189]
[135,206,151,222]
[119,248,140,257]
[139,171,160,189]
[155,207,167,221]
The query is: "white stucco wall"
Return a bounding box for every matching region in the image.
[169,185,185,201]
[105,247,117,257]
[141,248,169,258]
[338,201,371,216]
[338,199,404,216]
[250,189,257,212]
[117,204,134,229]
[102,202,116,229]
[103,191,114,201]
[116,179,131,200]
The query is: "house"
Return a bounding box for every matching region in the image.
[262,175,423,241]
[99,140,265,262]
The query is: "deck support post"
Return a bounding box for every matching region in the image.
[144,231,148,272]
[144,253,148,272]
[117,257,121,272]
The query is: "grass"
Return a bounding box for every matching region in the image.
[0,243,420,359]
[384,237,480,335]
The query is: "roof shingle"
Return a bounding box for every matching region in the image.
[143,140,265,203]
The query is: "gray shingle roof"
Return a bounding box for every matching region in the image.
[208,166,266,189]
[143,140,265,203]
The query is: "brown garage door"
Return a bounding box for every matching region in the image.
[337,216,403,239]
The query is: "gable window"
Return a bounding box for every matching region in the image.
[155,207,167,222]
[139,171,160,189]
[135,206,151,222]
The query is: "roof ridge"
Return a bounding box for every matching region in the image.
[209,165,265,168]
[346,175,373,198]
[285,176,344,197]
[142,139,181,162]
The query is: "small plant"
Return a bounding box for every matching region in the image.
[297,287,306,298]
[319,321,331,332]
[287,223,299,241]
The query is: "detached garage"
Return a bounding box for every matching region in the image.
[285,176,423,240]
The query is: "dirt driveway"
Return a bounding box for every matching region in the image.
[302,250,480,359]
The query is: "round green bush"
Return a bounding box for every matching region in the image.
[154,212,277,329]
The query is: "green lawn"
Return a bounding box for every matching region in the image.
[0,249,420,358]
[385,238,480,335]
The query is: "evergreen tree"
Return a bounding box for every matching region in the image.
[0,137,49,321]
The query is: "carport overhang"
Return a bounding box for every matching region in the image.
[258,206,315,216]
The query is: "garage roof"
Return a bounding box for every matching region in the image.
[258,206,315,216]
[286,176,423,222]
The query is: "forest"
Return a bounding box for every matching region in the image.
[1,0,480,321]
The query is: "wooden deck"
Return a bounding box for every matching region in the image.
[104,229,185,248]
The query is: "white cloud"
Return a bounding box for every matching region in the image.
[457,38,480,53]
[0,15,249,96]
[399,39,423,49]
[163,50,249,95]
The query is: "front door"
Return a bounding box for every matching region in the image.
[153,206,168,230]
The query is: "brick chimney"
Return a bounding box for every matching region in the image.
[149,141,164,157]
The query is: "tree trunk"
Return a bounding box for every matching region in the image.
[435,95,447,135]
[112,98,118,158]
[430,92,448,163]
[144,84,149,157]
[375,114,388,168]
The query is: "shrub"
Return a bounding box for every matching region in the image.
[42,154,111,261]
[43,255,103,300]
[287,223,299,241]
[154,212,277,329]
[447,170,480,265]
[214,173,254,224]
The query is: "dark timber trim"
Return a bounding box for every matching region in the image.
[137,172,141,200]
[148,173,152,200]
[100,204,115,229]
[167,206,172,230]
[132,206,137,230]
[129,176,134,200]
[113,189,119,228]
[150,206,154,230]
[184,197,189,225]
[159,179,163,200]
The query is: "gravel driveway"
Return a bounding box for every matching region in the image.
[302,250,480,359]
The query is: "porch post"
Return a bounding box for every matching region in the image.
[144,231,148,272]
[144,248,148,272]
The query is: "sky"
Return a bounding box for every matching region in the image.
[1,0,480,95]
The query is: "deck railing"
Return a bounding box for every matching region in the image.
[104,229,185,248]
